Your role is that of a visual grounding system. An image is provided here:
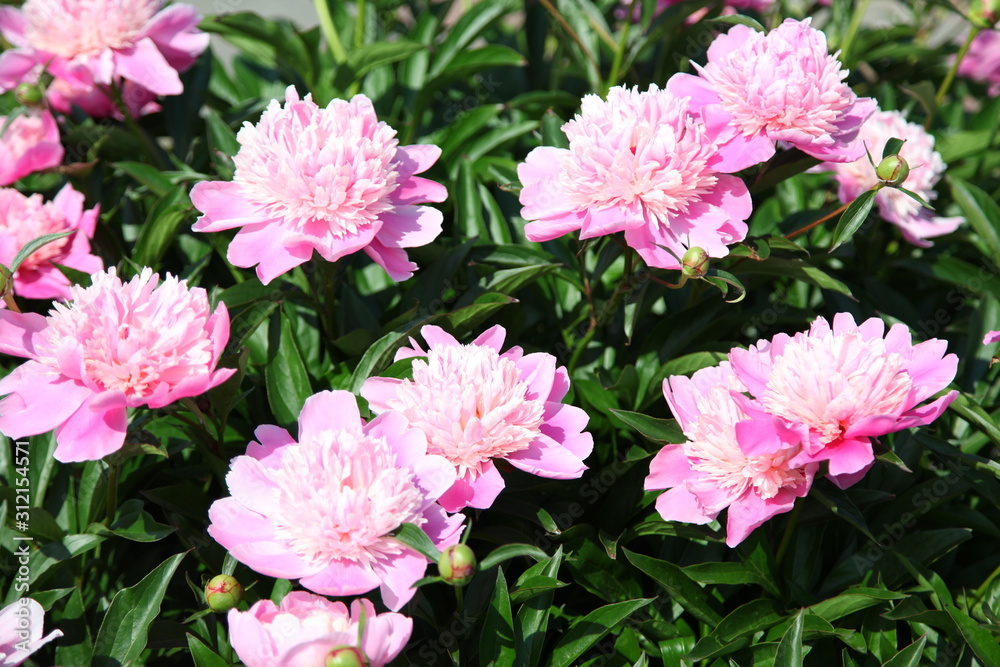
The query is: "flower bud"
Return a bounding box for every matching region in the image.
[204,574,243,612]
[875,154,909,187]
[14,83,44,107]
[325,646,369,667]
[680,247,710,278]
[438,544,477,586]
[971,0,999,27]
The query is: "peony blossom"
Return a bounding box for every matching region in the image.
[517,84,751,269]
[208,390,463,611]
[362,325,593,512]
[0,184,103,301]
[729,313,958,488]
[0,0,209,117]
[646,362,817,547]
[191,86,447,285]
[0,110,63,186]
[668,18,877,172]
[0,597,63,666]
[228,593,411,667]
[985,331,1000,345]
[958,30,1000,97]
[0,267,233,462]
[816,109,962,246]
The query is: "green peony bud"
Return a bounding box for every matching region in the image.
[438,543,477,586]
[14,83,44,107]
[325,646,369,667]
[680,247,710,279]
[204,574,243,612]
[971,0,999,27]
[875,154,910,187]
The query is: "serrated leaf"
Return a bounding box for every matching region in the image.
[92,553,185,667]
[830,188,878,251]
[549,598,654,667]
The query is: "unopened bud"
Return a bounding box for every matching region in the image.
[204,574,243,612]
[325,646,369,667]
[680,247,710,278]
[875,154,909,187]
[14,83,44,107]
[438,543,477,586]
[971,0,999,27]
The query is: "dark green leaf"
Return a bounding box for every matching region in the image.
[945,605,1000,664]
[882,137,906,159]
[393,522,442,562]
[950,176,1000,266]
[881,635,928,667]
[428,0,516,78]
[515,547,563,667]
[774,610,804,667]
[9,232,73,274]
[480,544,549,571]
[706,14,767,32]
[623,549,723,626]
[265,309,312,425]
[549,599,655,667]
[734,258,853,296]
[829,188,878,252]
[609,410,686,445]
[481,568,516,667]
[187,634,230,667]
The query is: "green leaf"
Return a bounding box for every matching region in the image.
[114,161,175,197]
[808,589,905,623]
[425,45,525,93]
[706,13,767,32]
[750,149,822,194]
[344,39,424,79]
[949,393,1000,448]
[882,137,906,159]
[486,264,560,295]
[549,599,655,667]
[950,176,1000,266]
[734,258,853,297]
[132,186,191,269]
[9,232,73,275]
[811,484,877,542]
[265,309,312,426]
[428,0,515,78]
[457,158,489,238]
[773,610,804,667]
[187,634,230,667]
[945,604,1000,665]
[881,635,928,667]
[623,549,723,625]
[610,409,686,445]
[514,547,563,667]
[480,544,549,571]
[445,292,517,337]
[682,562,775,591]
[92,553,185,667]
[87,499,175,542]
[393,523,442,562]
[829,188,878,252]
[480,568,516,667]
[685,600,783,661]
[347,315,441,392]
[703,268,746,303]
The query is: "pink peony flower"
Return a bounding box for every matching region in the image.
[646,362,817,547]
[0,267,233,462]
[0,110,63,186]
[816,109,962,247]
[362,325,594,512]
[517,84,751,269]
[729,313,958,488]
[0,597,63,666]
[228,593,411,667]
[0,184,103,301]
[668,18,878,172]
[958,30,1000,97]
[0,0,209,117]
[985,331,1000,345]
[208,390,463,611]
[191,86,447,285]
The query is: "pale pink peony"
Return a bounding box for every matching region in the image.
[0,598,63,666]
[817,109,962,246]
[228,593,411,667]
[0,184,103,301]
[729,313,958,488]
[669,18,877,172]
[362,325,593,512]
[985,331,1000,345]
[517,84,751,269]
[646,362,816,547]
[0,110,63,186]
[958,30,1000,97]
[0,267,233,462]
[0,0,209,117]
[191,86,447,285]
[208,390,463,611]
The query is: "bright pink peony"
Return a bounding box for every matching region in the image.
[958,30,1000,97]
[0,110,63,186]
[191,86,447,285]
[362,325,593,512]
[0,184,103,301]
[517,84,751,269]
[0,267,233,462]
[669,18,877,172]
[228,593,411,667]
[729,313,958,488]
[817,109,962,246]
[0,0,209,117]
[646,362,816,547]
[208,390,463,611]
[0,598,63,666]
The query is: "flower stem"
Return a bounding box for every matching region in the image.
[840,0,871,65]
[784,200,851,240]
[314,0,348,64]
[775,500,802,567]
[928,25,983,128]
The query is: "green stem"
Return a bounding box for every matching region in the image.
[929,25,983,128]
[784,200,852,240]
[775,501,803,567]
[354,0,367,50]
[567,326,596,377]
[314,0,347,64]
[605,18,631,94]
[840,0,871,65]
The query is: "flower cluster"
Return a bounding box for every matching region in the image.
[0,0,209,117]
[646,313,957,545]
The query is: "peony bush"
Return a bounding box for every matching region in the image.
[1,0,1000,665]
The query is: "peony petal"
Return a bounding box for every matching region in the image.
[113,37,183,95]
[53,398,127,462]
